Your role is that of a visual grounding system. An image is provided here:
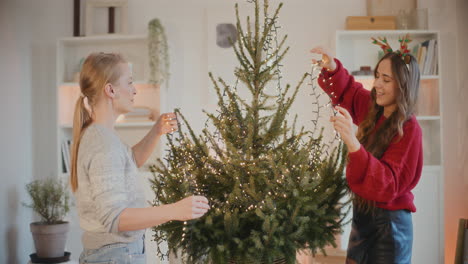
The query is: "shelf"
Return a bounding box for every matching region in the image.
[417,116,440,121]
[116,122,154,128]
[336,30,439,37]
[60,168,154,178]
[336,30,439,77]
[59,81,157,87]
[57,35,149,83]
[60,122,154,129]
[58,83,160,125]
[353,75,439,80]
[353,75,374,80]
[59,34,147,44]
[421,75,440,80]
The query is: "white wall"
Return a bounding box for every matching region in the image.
[443,0,468,262]
[0,0,35,262]
[1,0,466,263]
[415,0,468,262]
[0,0,73,263]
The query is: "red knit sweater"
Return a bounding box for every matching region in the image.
[318,59,423,212]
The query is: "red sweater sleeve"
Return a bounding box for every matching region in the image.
[318,59,372,125]
[346,116,424,212]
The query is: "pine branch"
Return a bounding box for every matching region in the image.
[150,1,348,262]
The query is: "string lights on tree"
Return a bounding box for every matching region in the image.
[150,1,348,263]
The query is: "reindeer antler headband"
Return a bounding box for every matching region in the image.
[371,33,412,64]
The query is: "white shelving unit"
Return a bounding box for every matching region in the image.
[56,34,164,262]
[336,30,443,264]
[56,34,161,176]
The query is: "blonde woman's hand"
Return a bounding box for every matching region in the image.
[330,106,360,153]
[172,195,210,221]
[310,46,337,71]
[154,112,178,136]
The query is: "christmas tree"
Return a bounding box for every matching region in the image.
[150,1,348,263]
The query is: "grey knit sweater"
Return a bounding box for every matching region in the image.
[75,123,146,249]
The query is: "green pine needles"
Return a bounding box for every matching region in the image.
[150,1,348,263]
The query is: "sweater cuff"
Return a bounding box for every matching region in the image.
[347,144,368,183]
[109,207,126,234]
[320,58,341,77]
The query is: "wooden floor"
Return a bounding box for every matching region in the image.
[297,248,346,264]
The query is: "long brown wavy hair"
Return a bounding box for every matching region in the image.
[353,52,420,213]
[70,53,126,192]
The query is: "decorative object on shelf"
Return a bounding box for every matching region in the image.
[366,0,416,16]
[117,106,158,123]
[85,0,128,36]
[150,1,348,263]
[61,139,72,173]
[351,66,373,76]
[396,9,411,30]
[23,178,70,260]
[366,0,426,30]
[216,23,238,48]
[395,8,429,30]
[73,0,81,36]
[346,16,396,30]
[148,18,170,87]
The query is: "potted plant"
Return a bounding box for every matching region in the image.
[23,177,70,259]
[148,18,170,88]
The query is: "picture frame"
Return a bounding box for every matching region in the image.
[85,0,128,35]
[73,0,81,36]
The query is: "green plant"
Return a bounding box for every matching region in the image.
[148,18,170,86]
[23,178,70,224]
[149,1,348,263]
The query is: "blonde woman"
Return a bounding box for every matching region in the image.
[70,53,210,264]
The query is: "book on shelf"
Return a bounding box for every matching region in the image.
[61,139,72,173]
[411,39,438,76]
[418,43,427,74]
[431,40,438,75]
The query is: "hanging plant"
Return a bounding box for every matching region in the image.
[148,18,170,87]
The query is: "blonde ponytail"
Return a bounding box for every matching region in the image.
[69,52,126,192]
[70,96,92,192]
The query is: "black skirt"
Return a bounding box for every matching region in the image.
[346,205,413,264]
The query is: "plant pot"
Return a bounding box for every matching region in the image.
[30,221,69,258]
